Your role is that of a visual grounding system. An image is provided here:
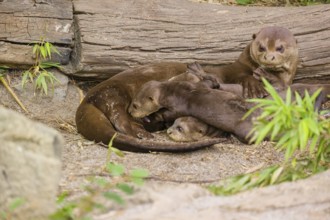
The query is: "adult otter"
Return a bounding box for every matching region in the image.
[128,80,330,143]
[205,26,298,98]
[167,116,228,142]
[75,62,223,152]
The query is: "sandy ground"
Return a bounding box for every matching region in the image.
[0,71,285,199]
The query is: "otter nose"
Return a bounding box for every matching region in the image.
[128,102,139,114]
[264,54,275,61]
[167,129,172,135]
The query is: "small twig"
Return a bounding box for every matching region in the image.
[0,76,29,113]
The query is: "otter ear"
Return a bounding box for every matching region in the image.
[252,33,257,40]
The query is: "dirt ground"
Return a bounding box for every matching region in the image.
[0,71,285,199]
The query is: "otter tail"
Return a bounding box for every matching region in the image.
[76,103,224,152]
[112,133,225,152]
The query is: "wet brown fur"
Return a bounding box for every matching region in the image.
[75,62,223,152]
[129,80,330,144]
[204,26,298,98]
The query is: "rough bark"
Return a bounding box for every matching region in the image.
[1,0,330,82]
[72,0,330,82]
[0,0,73,67]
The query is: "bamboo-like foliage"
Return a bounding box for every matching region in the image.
[209,79,330,195]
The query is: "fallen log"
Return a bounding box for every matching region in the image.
[0,0,73,68]
[72,0,330,82]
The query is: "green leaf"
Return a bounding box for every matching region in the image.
[306,118,320,136]
[0,211,7,219]
[309,136,319,155]
[40,46,47,59]
[109,146,125,158]
[21,71,31,88]
[130,169,148,186]
[94,177,108,187]
[310,88,322,102]
[270,166,284,185]
[285,87,292,106]
[106,163,125,176]
[45,42,52,58]
[262,78,283,105]
[9,198,25,211]
[255,121,274,144]
[40,62,61,69]
[236,0,253,5]
[51,45,61,56]
[298,119,309,150]
[103,191,124,204]
[295,91,303,106]
[49,202,76,220]
[37,73,48,95]
[130,169,149,178]
[56,192,69,204]
[242,105,259,120]
[117,183,134,195]
[270,123,282,141]
[32,44,39,56]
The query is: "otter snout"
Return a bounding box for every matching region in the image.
[264,53,276,61]
[128,101,140,115]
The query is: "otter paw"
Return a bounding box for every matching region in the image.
[201,75,220,89]
[253,68,278,84]
[242,76,268,98]
[136,130,154,139]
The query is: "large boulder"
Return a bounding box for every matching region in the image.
[96,170,330,220]
[0,107,63,220]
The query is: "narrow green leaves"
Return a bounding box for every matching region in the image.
[23,37,62,95]
[210,79,330,196]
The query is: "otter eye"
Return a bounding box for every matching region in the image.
[259,45,266,52]
[276,45,284,53]
[148,96,154,101]
[176,126,183,132]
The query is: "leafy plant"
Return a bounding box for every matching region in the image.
[0,197,26,220]
[22,37,61,95]
[50,134,149,220]
[209,79,330,195]
[235,0,254,5]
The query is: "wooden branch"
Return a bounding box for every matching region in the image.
[72,0,330,82]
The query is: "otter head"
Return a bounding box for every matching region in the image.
[129,80,162,119]
[250,26,298,70]
[167,117,208,142]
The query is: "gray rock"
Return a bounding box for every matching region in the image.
[0,106,63,220]
[96,170,330,220]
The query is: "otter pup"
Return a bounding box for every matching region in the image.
[167,116,228,142]
[205,26,298,98]
[129,80,252,143]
